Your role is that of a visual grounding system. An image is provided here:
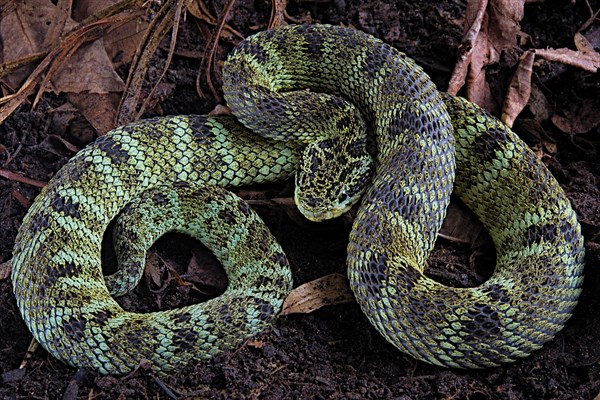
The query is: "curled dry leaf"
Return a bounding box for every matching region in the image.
[487,0,524,56]
[447,0,488,95]
[501,50,534,127]
[502,29,600,127]
[465,21,496,112]
[534,47,600,73]
[449,0,524,113]
[281,273,354,315]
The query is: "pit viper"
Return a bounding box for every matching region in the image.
[11,24,585,374]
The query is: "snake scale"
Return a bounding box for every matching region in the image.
[11,24,585,374]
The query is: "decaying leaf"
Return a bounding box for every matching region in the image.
[526,83,551,122]
[502,26,600,128]
[439,201,487,247]
[0,259,11,280]
[144,250,164,289]
[281,273,354,315]
[186,1,243,43]
[68,92,123,134]
[487,0,524,56]
[186,248,228,293]
[551,99,600,135]
[0,1,52,87]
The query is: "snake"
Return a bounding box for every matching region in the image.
[11,24,585,374]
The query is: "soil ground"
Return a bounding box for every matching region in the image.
[1,0,599,399]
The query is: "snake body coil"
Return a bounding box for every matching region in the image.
[11,25,585,373]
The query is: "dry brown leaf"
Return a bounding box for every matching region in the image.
[526,83,551,122]
[502,31,600,126]
[0,259,11,280]
[0,1,141,132]
[488,0,524,58]
[0,1,50,87]
[534,48,600,73]
[0,1,126,94]
[67,92,122,134]
[0,11,142,126]
[449,0,525,113]
[116,0,193,125]
[551,99,600,135]
[501,50,534,126]
[186,248,228,291]
[465,18,496,112]
[281,273,354,316]
[52,41,125,94]
[144,250,164,289]
[439,201,487,246]
[574,32,596,53]
[44,0,73,48]
[268,0,289,29]
[187,0,243,43]
[73,0,148,67]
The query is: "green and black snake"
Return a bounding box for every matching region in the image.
[11,24,585,374]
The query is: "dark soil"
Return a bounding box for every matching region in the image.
[1,0,599,399]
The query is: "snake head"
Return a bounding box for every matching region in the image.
[294,137,372,222]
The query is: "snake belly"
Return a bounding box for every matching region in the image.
[11,24,585,374]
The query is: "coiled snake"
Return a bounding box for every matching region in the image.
[11,24,585,374]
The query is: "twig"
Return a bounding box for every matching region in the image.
[196,0,237,100]
[116,0,195,125]
[447,0,488,95]
[135,0,186,120]
[0,169,47,188]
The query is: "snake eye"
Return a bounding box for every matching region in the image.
[338,190,351,204]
